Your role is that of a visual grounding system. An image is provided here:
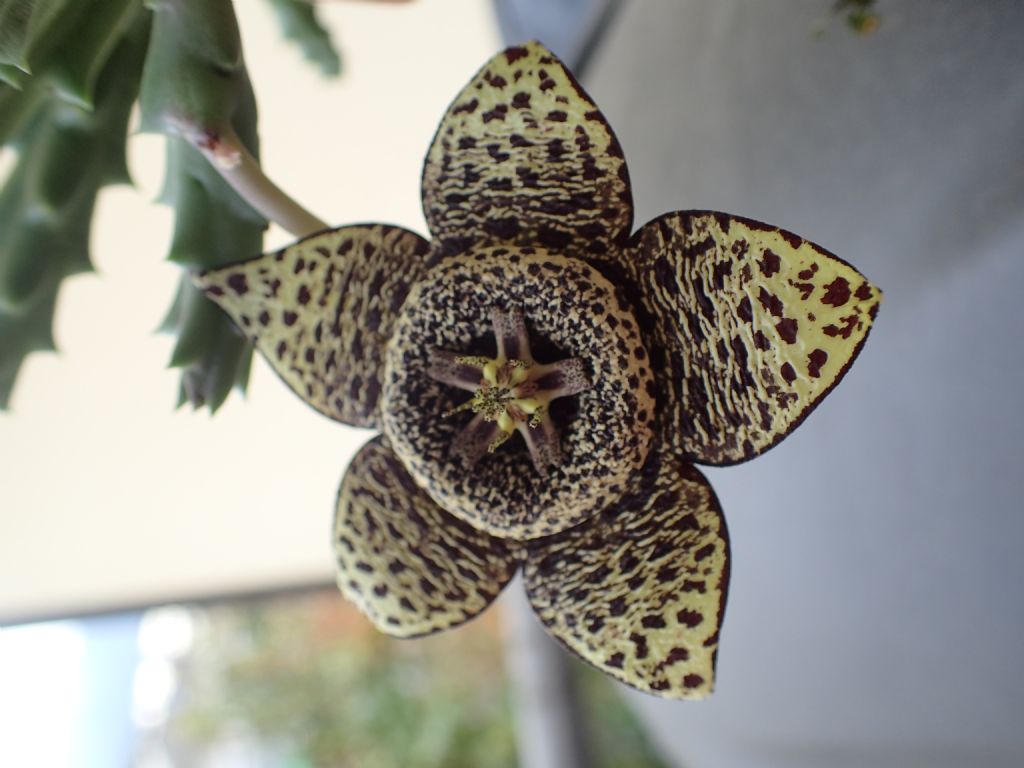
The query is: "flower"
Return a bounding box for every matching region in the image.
[195,42,880,699]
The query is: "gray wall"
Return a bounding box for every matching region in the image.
[503,1,1024,765]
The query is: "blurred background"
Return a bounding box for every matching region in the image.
[2,0,1023,766]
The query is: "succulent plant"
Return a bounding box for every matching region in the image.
[0,0,337,410]
[195,42,881,699]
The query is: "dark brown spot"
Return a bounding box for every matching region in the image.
[676,609,703,628]
[793,281,815,300]
[780,362,797,383]
[822,276,852,307]
[452,98,479,115]
[665,647,689,664]
[694,543,715,562]
[759,248,781,277]
[630,632,650,659]
[487,144,510,162]
[798,264,818,280]
[778,229,801,248]
[823,314,858,339]
[481,104,508,123]
[776,317,798,344]
[808,348,828,378]
[758,287,784,317]
[683,673,705,689]
[737,296,753,323]
[227,274,248,295]
[505,46,529,64]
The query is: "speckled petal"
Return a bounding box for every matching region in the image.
[524,453,729,700]
[335,435,519,637]
[422,41,632,259]
[627,211,882,465]
[193,224,431,428]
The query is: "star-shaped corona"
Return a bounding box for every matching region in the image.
[427,307,590,475]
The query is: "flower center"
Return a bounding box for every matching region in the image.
[426,307,590,476]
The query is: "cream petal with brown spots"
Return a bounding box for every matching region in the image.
[627,211,882,465]
[523,453,729,700]
[421,41,633,259]
[334,435,519,637]
[193,224,432,428]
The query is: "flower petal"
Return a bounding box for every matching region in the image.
[523,453,729,699]
[422,41,633,259]
[627,211,882,465]
[193,224,431,428]
[335,435,519,637]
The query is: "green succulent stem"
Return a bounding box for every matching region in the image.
[0,8,148,409]
[1,0,341,411]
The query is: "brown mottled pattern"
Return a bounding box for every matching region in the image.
[421,41,632,260]
[626,211,882,465]
[193,225,431,429]
[381,247,655,540]
[335,435,518,637]
[524,453,729,700]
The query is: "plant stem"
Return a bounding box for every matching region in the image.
[194,124,327,238]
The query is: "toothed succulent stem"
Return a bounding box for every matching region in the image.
[0,11,149,409]
[140,0,294,410]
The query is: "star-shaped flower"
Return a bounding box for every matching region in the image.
[195,42,880,699]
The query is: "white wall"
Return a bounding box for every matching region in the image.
[0,0,501,622]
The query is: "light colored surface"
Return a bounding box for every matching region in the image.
[578,1,1024,766]
[502,583,589,768]
[0,0,501,622]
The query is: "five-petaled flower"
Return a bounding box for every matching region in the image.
[196,42,880,699]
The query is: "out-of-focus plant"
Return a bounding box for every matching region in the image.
[0,0,338,410]
[156,589,668,768]
[818,0,881,36]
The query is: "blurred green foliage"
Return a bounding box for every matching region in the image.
[0,0,339,411]
[161,590,670,768]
